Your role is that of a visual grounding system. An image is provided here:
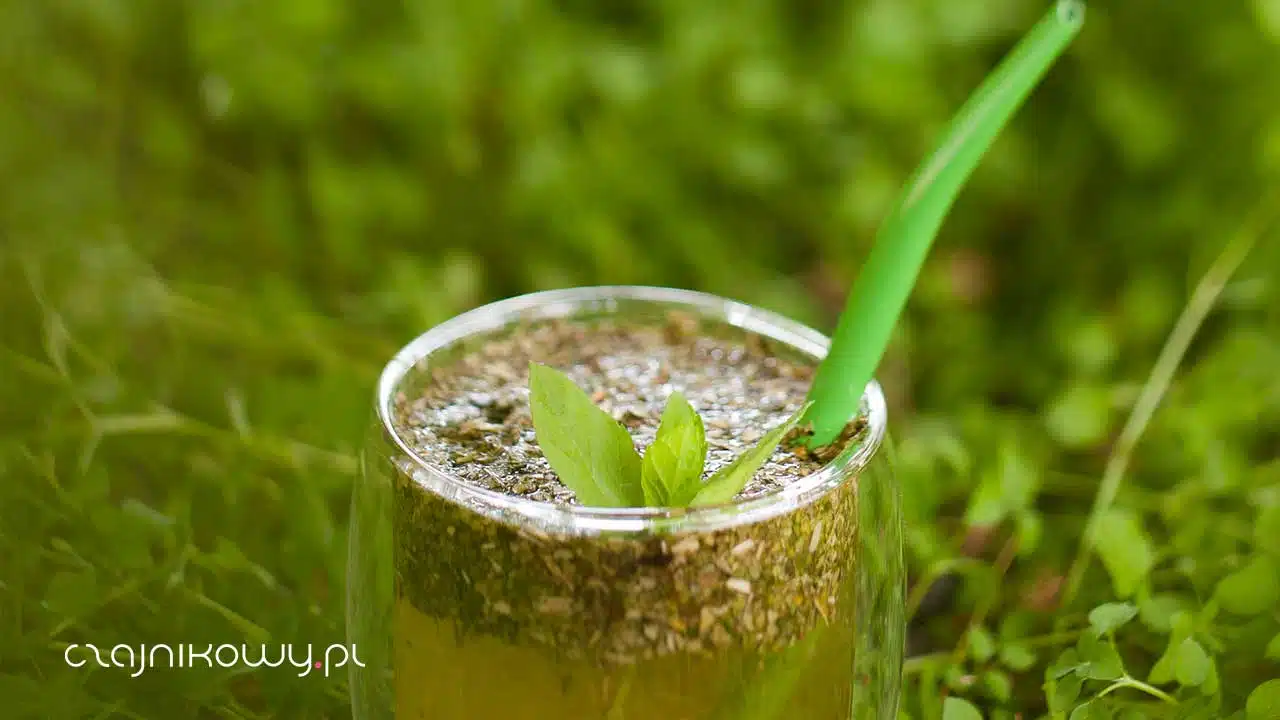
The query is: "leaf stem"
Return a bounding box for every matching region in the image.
[901,627,1087,675]
[606,665,636,720]
[1097,676,1177,705]
[949,536,1018,667]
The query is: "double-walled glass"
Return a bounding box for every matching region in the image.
[347,286,905,719]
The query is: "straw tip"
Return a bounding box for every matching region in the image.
[1056,0,1086,27]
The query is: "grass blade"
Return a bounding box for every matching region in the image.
[1061,189,1280,607]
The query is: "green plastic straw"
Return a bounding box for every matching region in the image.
[803,0,1085,446]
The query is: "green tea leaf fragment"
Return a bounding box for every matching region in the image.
[528,363,643,507]
[692,402,810,506]
[640,391,707,506]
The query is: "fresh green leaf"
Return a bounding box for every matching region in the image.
[998,643,1036,672]
[1048,672,1084,716]
[1076,632,1125,681]
[1015,510,1043,556]
[1247,679,1280,720]
[1215,555,1280,616]
[1170,698,1221,720]
[1149,652,1175,686]
[983,670,1013,703]
[1173,638,1210,687]
[1069,702,1109,720]
[528,363,643,506]
[1049,648,1085,679]
[945,665,971,691]
[969,626,996,663]
[641,391,707,506]
[965,441,1038,527]
[1201,653,1220,696]
[1084,652,1125,682]
[1149,611,1196,684]
[1092,509,1155,598]
[942,697,983,720]
[1046,649,1087,715]
[965,474,1008,527]
[1088,602,1138,636]
[1138,592,1187,633]
[692,402,810,506]
[1045,383,1112,449]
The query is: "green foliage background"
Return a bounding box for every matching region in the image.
[2,0,1279,717]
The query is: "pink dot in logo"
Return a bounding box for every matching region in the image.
[315,661,322,668]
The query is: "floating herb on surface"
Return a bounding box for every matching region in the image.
[528,362,809,508]
[689,404,809,507]
[639,391,707,506]
[527,362,643,507]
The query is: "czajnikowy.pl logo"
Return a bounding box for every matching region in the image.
[64,643,365,678]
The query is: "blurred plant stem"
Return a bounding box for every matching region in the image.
[1062,186,1280,609]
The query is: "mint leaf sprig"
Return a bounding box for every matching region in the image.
[528,362,810,508]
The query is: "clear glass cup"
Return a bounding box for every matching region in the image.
[347,286,905,719]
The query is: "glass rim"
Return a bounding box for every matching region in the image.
[376,285,888,533]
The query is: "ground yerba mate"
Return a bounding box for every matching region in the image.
[388,313,869,718]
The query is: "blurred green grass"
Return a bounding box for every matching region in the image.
[2,0,1279,718]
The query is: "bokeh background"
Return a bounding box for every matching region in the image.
[3,0,1279,718]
